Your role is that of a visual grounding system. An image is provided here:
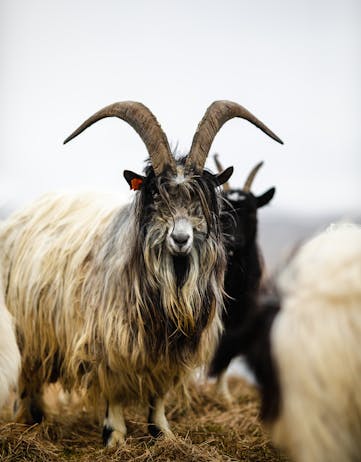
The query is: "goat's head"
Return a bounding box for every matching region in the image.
[64,101,281,264]
[214,155,276,251]
[124,161,230,258]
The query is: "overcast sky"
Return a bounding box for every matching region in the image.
[1,0,360,215]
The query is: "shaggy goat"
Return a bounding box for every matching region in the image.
[217,223,361,461]
[0,277,20,408]
[209,157,276,401]
[0,100,282,446]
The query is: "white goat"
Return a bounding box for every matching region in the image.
[0,277,20,408]
[270,223,361,461]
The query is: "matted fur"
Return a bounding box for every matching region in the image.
[0,277,20,408]
[0,164,226,414]
[270,223,361,462]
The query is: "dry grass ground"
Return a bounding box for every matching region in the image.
[0,377,289,462]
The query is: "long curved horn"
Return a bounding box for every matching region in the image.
[213,153,231,191]
[243,161,264,192]
[63,101,177,176]
[185,100,283,173]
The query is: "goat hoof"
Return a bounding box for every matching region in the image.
[161,429,175,441]
[103,426,125,447]
[148,423,162,438]
[148,424,175,440]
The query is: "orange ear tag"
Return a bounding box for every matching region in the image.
[131,178,143,191]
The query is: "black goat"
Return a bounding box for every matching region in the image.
[209,157,275,401]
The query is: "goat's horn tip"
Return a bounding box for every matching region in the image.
[63,133,75,145]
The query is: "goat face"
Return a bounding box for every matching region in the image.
[213,160,275,253]
[222,187,275,252]
[125,162,232,261]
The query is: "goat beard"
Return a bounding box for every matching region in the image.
[172,255,189,289]
[138,229,223,337]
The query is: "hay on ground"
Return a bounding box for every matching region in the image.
[0,377,289,462]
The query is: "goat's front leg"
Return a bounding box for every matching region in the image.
[102,401,127,447]
[148,396,174,439]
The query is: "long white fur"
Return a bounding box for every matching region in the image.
[270,223,361,462]
[0,277,20,408]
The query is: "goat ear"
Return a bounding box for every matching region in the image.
[123,170,145,190]
[256,187,276,208]
[215,166,233,186]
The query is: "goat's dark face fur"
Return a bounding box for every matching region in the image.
[221,187,275,254]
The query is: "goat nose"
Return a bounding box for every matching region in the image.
[171,232,190,246]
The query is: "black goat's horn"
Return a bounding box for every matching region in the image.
[213,153,230,191]
[243,161,264,192]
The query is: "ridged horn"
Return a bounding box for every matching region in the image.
[185,100,283,173]
[63,101,177,176]
[213,153,231,191]
[243,161,264,192]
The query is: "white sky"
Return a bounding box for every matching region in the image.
[1,0,360,214]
